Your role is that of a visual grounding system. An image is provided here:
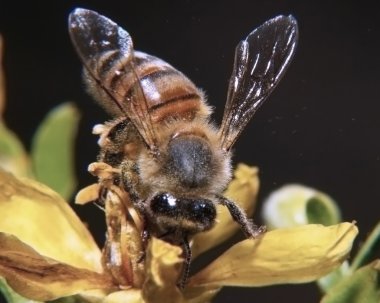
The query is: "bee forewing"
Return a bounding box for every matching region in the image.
[68,8,133,73]
[219,15,298,150]
[69,8,159,151]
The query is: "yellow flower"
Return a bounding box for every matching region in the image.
[0,165,358,303]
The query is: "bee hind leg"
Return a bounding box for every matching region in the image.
[217,195,266,238]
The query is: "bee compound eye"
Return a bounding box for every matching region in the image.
[190,199,216,222]
[150,193,178,215]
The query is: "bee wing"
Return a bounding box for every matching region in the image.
[219,15,298,151]
[68,8,158,151]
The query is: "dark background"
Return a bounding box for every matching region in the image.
[0,1,379,302]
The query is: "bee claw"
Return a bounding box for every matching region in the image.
[247,224,267,239]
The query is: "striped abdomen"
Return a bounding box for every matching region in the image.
[86,49,204,123]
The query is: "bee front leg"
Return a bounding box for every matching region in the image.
[217,195,266,238]
[177,236,192,290]
[136,228,150,264]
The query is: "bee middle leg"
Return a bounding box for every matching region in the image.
[120,160,141,200]
[217,195,266,238]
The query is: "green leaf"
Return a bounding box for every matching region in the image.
[31,103,80,200]
[321,261,380,303]
[0,35,5,118]
[0,278,40,303]
[317,261,350,293]
[0,122,31,177]
[350,221,380,272]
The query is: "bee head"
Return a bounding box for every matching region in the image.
[146,192,217,235]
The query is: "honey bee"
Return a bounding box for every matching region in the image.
[69,8,298,289]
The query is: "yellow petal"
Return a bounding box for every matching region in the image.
[192,164,259,257]
[77,289,111,303]
[104,289,145,303]
[75,183,101,205]
[142,237,185,303]
[0,233,114,301]
[189,222,358,287]
[0,168,102,272]
[102,187,145,288]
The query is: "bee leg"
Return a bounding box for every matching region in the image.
[177,236,191,290]
[136,229,150,264]
[142,228,150,245]
[217,195,266,238]
[120,160,141,200]
[98,186,108,205]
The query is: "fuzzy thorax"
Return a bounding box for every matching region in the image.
[137,118,232,200]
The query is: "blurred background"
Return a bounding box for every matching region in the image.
[0,1,379,302]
